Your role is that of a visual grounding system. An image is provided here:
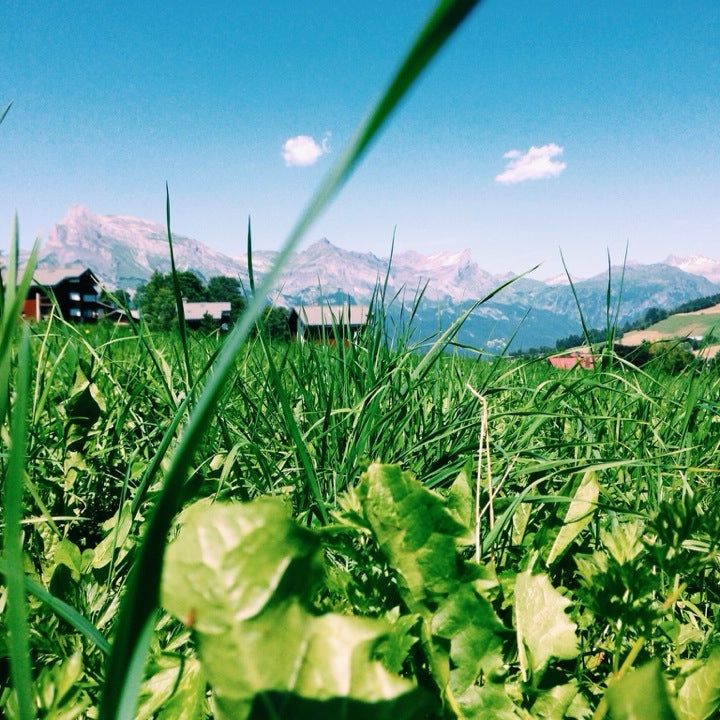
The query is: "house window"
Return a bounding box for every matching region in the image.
[69,308,81,317]
[83,309,96,319]
[83,294,98,303]
[69,292,81,301]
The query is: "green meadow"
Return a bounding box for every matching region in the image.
[2,2,719,718]
[1,292,719,718]
[650,312,720,339]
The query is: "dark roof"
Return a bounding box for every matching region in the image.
[29,266,97,286]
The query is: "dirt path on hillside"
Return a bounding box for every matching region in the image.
[621,330,668,345]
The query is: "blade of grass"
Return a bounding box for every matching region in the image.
[412,268,537,383]
[0,237,40,367]
[608,243,629,354]
[0,101,12,126]
[164,185,193,390]
[261,336,329,523]
[604,249,612,338]
[114,612,158,720]
[99,3,484,716]
[560,249,593,349]
[0,559,111,655]
[3,325,35,720]
[247,216,255,296]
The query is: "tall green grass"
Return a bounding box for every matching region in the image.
[2,297,719,715]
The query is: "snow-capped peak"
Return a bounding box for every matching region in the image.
[665,254,720,283]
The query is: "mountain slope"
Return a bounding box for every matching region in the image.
[42,205,269,288]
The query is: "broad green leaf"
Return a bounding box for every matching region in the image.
[531,681,582,719]
[514,571,578,681]
[34,650,91,720]
[376,611,420,675]
[356,463,467,609]
[446,464,475,545]
[605,660,676,720]
[456,684,524,720]
[136,658,205,720]
[546,472,600,566]
[432,585,505,695]
[53,539,93,582]
[92,501,133,569]
[64,364,105,450]
[676,648,720,720]
[161,498,427,720]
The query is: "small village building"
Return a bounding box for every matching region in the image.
[22,267,102,322]
[288,304,370,342]
[548,348,595,370]
[182,300,232,329]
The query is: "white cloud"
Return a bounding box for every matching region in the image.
[282,133,330,167]
[495,143,566,184]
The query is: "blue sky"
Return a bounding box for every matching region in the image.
[2,1,718,277]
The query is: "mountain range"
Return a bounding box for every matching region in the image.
[34,205,720,351]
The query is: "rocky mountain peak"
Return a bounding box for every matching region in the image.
[34,205,720,350]
[665,254,720,283]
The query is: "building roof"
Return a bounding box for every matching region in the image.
[34,266,94,286]
[12,265,95,286]
[294,304,370,327]
[548,348,595,370]
[182,301,231,321]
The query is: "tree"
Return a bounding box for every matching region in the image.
[259,306,290,341]
[135,271,251,331]
[207,276,246,321]
[648,340,695,374]
[199,312,217,334]
[175,271,206,301]
[100,287,132,309]
[136,272,186,330]
[643,307,668,327]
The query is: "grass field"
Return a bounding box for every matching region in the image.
[1,304,719,718]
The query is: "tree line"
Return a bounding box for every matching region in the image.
[129,271,289,337]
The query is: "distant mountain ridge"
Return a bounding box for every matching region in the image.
[664,254,720,284]
[43,205,275,290]
[37,205,720,351]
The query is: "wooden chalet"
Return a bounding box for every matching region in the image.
[288,304,370,342]
[22,267,102,322]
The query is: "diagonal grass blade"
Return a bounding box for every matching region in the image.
[3,326,35,720]
[99,2,485,717]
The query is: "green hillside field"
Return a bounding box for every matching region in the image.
[622,304,720,345]
[652,309,720,336]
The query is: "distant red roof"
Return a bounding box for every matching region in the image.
[548,352,595,370]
